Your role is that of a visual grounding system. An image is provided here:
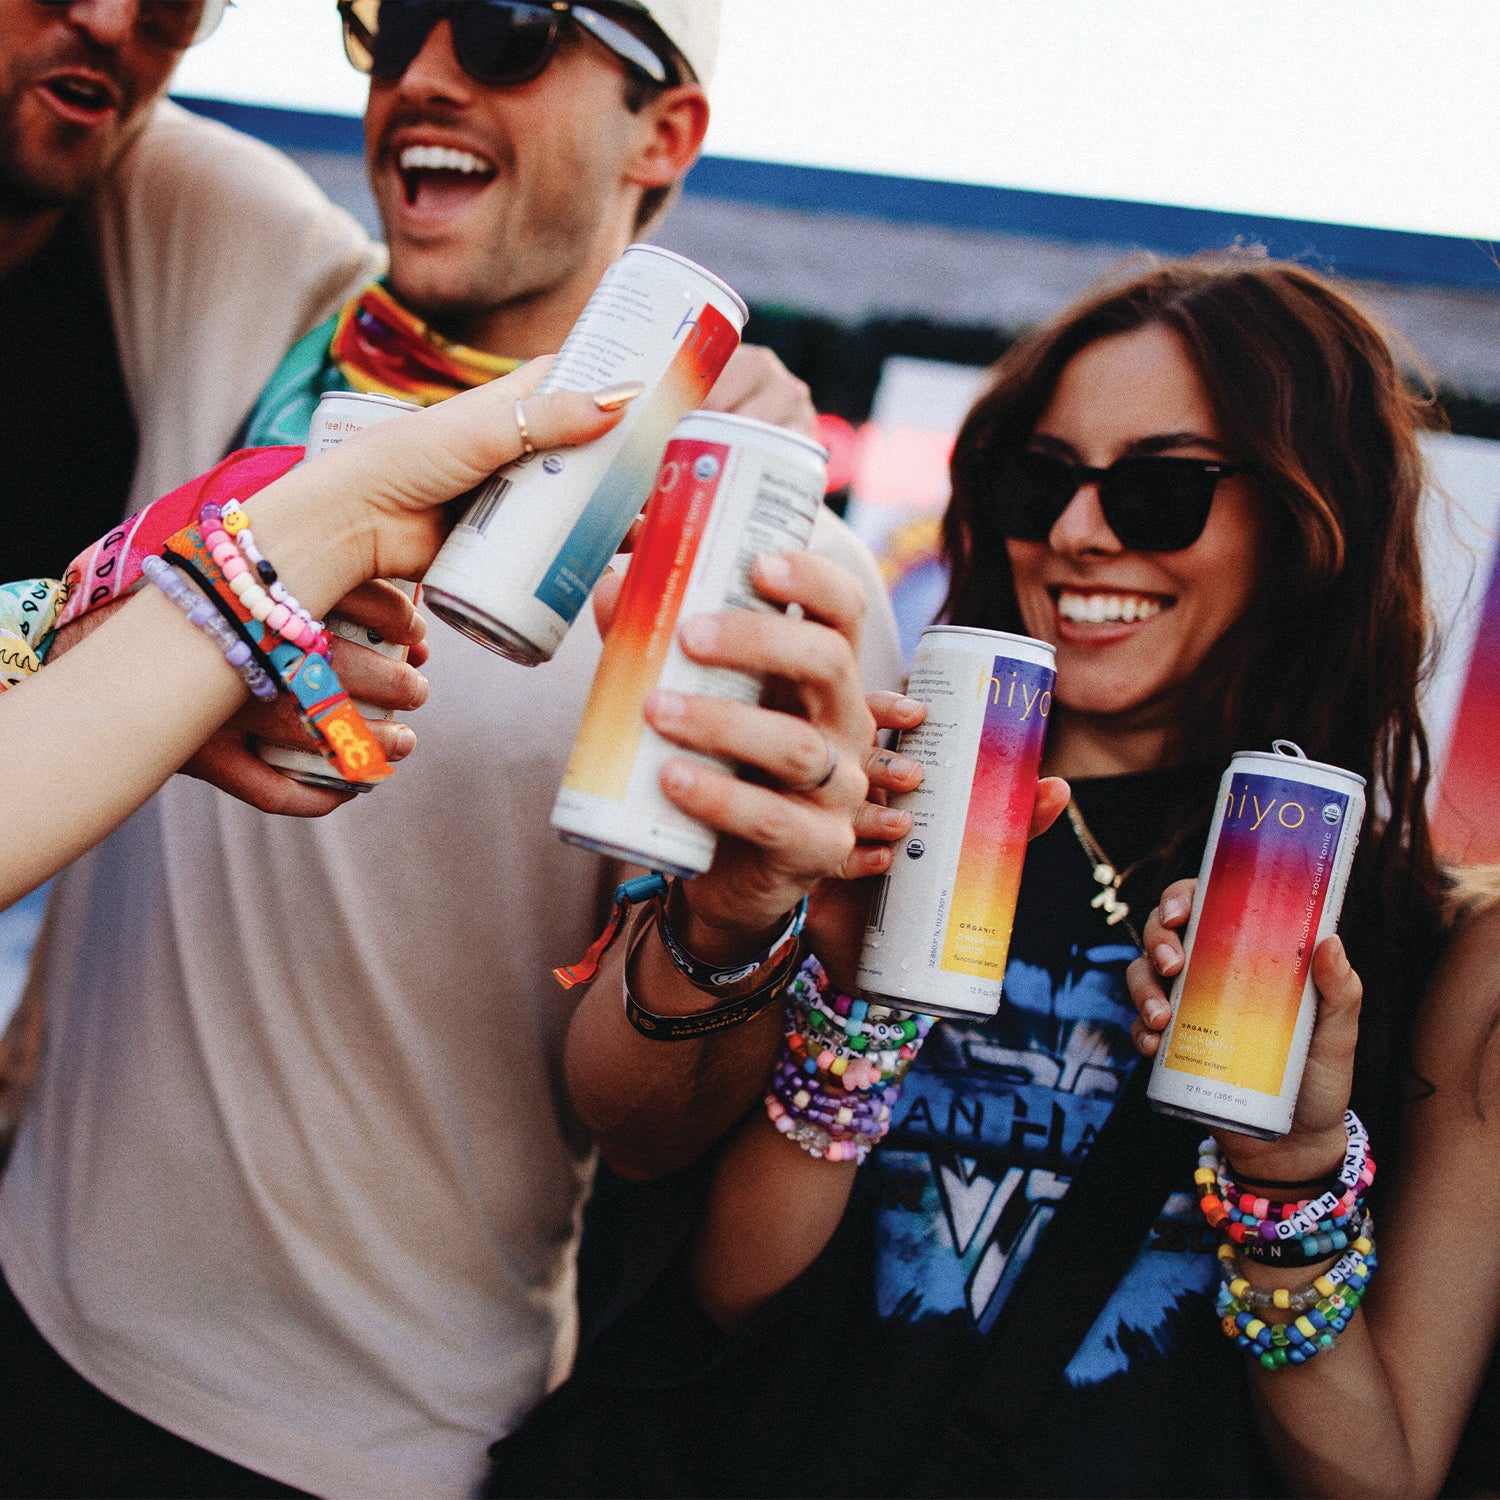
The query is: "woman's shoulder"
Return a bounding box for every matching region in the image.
[1411,885,1500,1112]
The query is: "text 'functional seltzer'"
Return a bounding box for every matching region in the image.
[552,411,828,876]
[1147,741,1366,1139]
[857,626,1056,1019]
[257,389,420,792]
[423,245,748,666]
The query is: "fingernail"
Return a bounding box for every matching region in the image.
[1153,942,1178,973]
[391,725,416,759]
[594,380,646,411]
[877,808,910,835]
[662,760,696,794]
[680,616,719,653]
[1146,999,1171,1028]
[1163,896,1188,923]
[888,755,921,781]
[755,554,792,590]
[647,689,685,727]
[894,695,922,715]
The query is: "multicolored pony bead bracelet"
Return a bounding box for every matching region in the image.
[1216,1231,1377,1370]
[764,953,934,1164]
[162,518,391,786]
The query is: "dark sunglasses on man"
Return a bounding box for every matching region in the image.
[981,447,1256,553]
[338,0,678,88]
[33,0,231,49]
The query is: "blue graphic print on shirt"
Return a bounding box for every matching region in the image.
[872,929,1218,1382]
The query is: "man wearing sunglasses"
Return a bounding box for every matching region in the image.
[0,3,900,1497]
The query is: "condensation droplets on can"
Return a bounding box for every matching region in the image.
[551,410,828,876]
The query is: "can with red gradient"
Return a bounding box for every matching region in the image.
[256,389,419,792]
[856,626,1056,1020]
[1147,741,1365,1139]
[551,411,828,877]
[423,245,748,667]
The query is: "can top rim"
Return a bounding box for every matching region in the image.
[918,625,1057,657]
[675,409,829,461]
[1229,746,1366,786]
[622,243,749,323]
[314,390,421,410]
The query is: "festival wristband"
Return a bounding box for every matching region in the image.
[622,904,802,1041]
[163,522,391,785]
[657,880,808,995]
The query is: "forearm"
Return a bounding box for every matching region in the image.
[564,899,789,1179]
[1,585,245,907]
[692,1108,855,1330]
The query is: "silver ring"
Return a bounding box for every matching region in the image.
[514,399,535,456]
[790,736,839,795]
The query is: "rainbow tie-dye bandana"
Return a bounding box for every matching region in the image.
[244,280,521,447]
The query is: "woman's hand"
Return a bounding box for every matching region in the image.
[1127,878,1359,1181]
[249,360,631,611]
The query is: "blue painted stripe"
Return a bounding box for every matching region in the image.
[173,95,1500,292]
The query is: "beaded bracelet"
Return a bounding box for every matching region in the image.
[142,556,278,701]
[764,954,934,1164]
[1216,1231,1377,1369]
[202,500,330,658]
[162,521,391,784]
[1215,1208,1370,1313]
[1195,1112,1375,1250]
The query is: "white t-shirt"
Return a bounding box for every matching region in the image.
[4,112,905,1495]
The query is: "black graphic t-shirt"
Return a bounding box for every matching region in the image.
[873,769,1214,1377]
[489,768,1279,1500]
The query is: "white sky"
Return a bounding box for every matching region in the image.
[173,0,1500,241]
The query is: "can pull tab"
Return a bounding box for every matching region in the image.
[1271,739,1308,759]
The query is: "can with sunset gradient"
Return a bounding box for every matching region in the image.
[1147,742,1365,1139]
[551,411,827,877]
[857,626,1056,1020]
[258,390,420,792]
[423,245,748,666]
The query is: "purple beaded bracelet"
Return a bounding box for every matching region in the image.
[142,555,279,701]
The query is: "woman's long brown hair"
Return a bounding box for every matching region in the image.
[942,252,1448,1148]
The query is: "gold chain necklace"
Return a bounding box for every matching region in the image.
[1064,797,1148,950]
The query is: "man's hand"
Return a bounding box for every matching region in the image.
[51,580,429,817]
[704,344,816,436]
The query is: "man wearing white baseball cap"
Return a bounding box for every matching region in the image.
[0,4,900,1497]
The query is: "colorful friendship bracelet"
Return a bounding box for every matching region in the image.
[201,500,330,658]
[764,954,935,1164]
[1215,1206,1371,1313]
[1216,1234,1377,1369]
[162,520,391,785]
[141,556,279,701]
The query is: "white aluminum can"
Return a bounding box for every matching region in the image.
[257,389,419,792]
[856,626,1056,1020]
[423,245,748,666]
[551,411,827,876]
[1147,741,1366,1139]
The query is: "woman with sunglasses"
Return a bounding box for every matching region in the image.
[487,252,1472,1498]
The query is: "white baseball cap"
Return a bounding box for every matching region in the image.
[628,0,721,88]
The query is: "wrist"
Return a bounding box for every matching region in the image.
[670,879,797,967]
[245,469,371,615]
[1221,1127,1349,1203]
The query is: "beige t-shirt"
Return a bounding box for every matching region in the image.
[3,514,902,1497]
